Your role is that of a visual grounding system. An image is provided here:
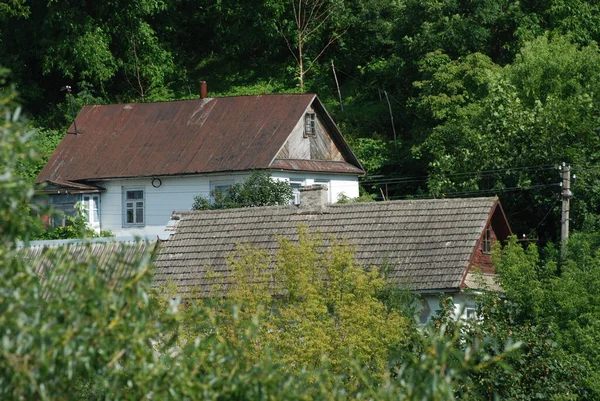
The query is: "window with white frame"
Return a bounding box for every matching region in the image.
[210,181,234,203]
[124,189,144,226]
[304,112,316,137]
[82,195,99,224]
[481,225,492,254]
[465,307,478,319]
[290,182,302,205]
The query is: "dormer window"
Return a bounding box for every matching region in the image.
[481,226,492,254]
[304,112,316,137]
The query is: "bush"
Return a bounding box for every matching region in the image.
[193,170,293,210]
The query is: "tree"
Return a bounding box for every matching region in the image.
[276,0,347,90]
[226,228,412,380]
[192,170,293,210]
[0,95,514,398]
[473,235,600,399]
[412,35,600,240]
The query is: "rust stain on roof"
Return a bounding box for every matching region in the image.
[270,159,365,174]
[37,94,365,183]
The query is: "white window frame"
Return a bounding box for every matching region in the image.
[81,195,100,224]
[465,307,478,319]
[123,188,145,227]
[481,226,492,254]
[210,180,234,203]
[290,181,303,205]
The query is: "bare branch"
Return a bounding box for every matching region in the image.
[304,30,345,74]
[131,36,145,101]
[276,22,300,65]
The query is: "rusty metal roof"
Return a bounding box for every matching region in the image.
[37,94,364,183]
[36,179,104,194]
[270,159,365,174]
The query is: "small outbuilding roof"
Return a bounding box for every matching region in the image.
[154,196,510,298]
[36,94,364,183]
[19,238,157,298]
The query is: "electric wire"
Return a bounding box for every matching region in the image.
[361,165,557,186]
[385,183,560,200]
[527,196,561,238]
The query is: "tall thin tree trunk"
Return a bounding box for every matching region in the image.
[298,32,304,91]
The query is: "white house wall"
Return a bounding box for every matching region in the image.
[419,293,477,324]
[98,172,359,237]
[99,173,250,238]
[270,172,359,202]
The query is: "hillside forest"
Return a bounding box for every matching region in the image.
[3,0,600,242]
[4,1,600,399]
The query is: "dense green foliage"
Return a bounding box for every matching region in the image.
[192,170,293,210]
[489,234,600,397]
[1,95,514,399]
[3,0,600,241]
[5,88,600,399]
[32,208,115,240]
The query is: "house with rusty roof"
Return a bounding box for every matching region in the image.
[36,88,365,237]
[154,185,512,322]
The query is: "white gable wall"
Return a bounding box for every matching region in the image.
[419,293,477,324]
[270,171,359,203]
[96,172,359,238]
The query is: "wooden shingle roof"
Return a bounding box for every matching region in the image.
[154,197,506,297]
[19,238,157,298]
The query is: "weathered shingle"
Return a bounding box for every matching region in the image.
[19,239,156,298]
[154,197,503,297]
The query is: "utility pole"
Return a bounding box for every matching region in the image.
[560,163,571,249]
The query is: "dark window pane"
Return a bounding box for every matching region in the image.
[136,208,143,223]
[127,190,143,200]
[127,209,134,223]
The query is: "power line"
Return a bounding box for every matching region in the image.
[385,183,560,200]
[360,164,557,185]
[527,196,560,237]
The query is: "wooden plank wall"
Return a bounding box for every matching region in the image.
[276,107,344,161]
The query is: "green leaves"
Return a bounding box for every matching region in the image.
[412,35,600,238]
[193,171,293,210]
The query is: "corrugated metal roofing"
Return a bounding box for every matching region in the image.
[37,94,364,183]
[37,179,105,194]
[154,197,508,298]
[270,159,365,174]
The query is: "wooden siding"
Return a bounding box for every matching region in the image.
[275,107,344,161]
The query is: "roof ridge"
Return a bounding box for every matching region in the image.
[81,93,315,107]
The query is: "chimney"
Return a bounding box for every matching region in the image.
[299,184,328,212]
[200,81,207,99]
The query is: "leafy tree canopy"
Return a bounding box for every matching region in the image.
[192,170,293,210]
[413,35,600,240]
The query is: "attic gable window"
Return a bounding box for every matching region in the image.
[304,112,316,138]
[481,226,492,254]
